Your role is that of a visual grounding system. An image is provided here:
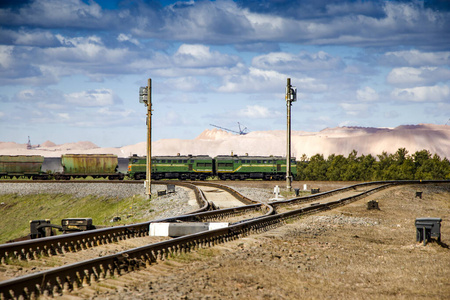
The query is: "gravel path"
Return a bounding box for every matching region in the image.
[0,182,148,198]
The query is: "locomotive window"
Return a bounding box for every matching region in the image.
[183,160,188,163]
[190,160,194,163]
[218,163,233,167]
[263,160,267,164]
[178,160,182,163]
[133,159,138,163]
[161,160,166,163]
[257,160,261,163]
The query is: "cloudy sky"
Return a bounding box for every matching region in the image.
[1,0,449,147]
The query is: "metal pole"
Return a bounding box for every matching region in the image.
[286,78,292,191]
[146,78,152,199]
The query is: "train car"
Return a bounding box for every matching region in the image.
[56,154,123,180]
[0,155,49,179]
[128,154,214,180]
[214,155,297,180]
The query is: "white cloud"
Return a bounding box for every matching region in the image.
[51,35,128,62]
[163,77,202,92]
[383,50,450,67]
[217,67,327,93]
[65,89,119,107]
[391,85,450,102]
[237,105,279,119]
[387,67,450,87]
[117,33,140,46]
[0,46,13,68]
[356,86,379,102]
[173,44,240,68]
[252,51,345,72]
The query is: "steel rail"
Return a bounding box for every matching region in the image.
[1,180,448,299]
[0,181,268,263]
[0,181,208,263]
[0,181,406,299]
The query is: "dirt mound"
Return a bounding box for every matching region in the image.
[41,140,57,147]
[0,124,449,158]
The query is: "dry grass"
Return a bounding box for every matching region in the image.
[140,183,450,299]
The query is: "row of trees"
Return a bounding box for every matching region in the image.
[295,149,450,181]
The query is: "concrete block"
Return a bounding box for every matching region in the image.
[149,222,228,237]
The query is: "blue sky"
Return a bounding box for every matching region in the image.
[0,0,449,147]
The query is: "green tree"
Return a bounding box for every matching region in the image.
[326,154,347,181]
[303,154,328,180]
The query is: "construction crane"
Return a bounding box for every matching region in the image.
[210,122,249,135]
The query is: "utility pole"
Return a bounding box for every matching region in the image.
[139,79,152,199]
[285,78,296,191]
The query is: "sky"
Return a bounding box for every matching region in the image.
[0,0,449,148]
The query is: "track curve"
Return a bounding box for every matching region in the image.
[0,180,448,299]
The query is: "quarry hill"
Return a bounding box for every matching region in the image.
[1,124,449,159]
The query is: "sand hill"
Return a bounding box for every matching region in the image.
[1,124,449,159]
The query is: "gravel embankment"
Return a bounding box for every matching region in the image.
[0,182,199,219]
[0,182,148,198]
[0,182,274,222]
[226,186,273,203]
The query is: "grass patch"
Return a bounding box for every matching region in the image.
[0,193,150,243]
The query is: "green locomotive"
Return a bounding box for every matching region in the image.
[214,155,297,180]
[128,154,214,180]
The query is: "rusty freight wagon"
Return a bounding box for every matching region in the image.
[0,155,49,179]
[56,154,124,180]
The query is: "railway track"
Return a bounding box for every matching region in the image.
[0,180,447,299]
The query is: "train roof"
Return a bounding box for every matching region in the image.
[130,155,212,160]
[215,155,296,160]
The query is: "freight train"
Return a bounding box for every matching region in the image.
[0,154,297,180]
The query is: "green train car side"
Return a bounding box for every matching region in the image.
[0,155,48,179]
[128,155,214,180]
[214,155,297,180]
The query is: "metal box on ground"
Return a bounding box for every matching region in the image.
[167,184,176,193]
[311,188,320,194]
[367,200,379,210]
[61,218,94,232]
[30,219,51,239]
[415,218,442,245]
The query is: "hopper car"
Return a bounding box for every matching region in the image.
[54,154,124,180]
[0,155,49,179]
